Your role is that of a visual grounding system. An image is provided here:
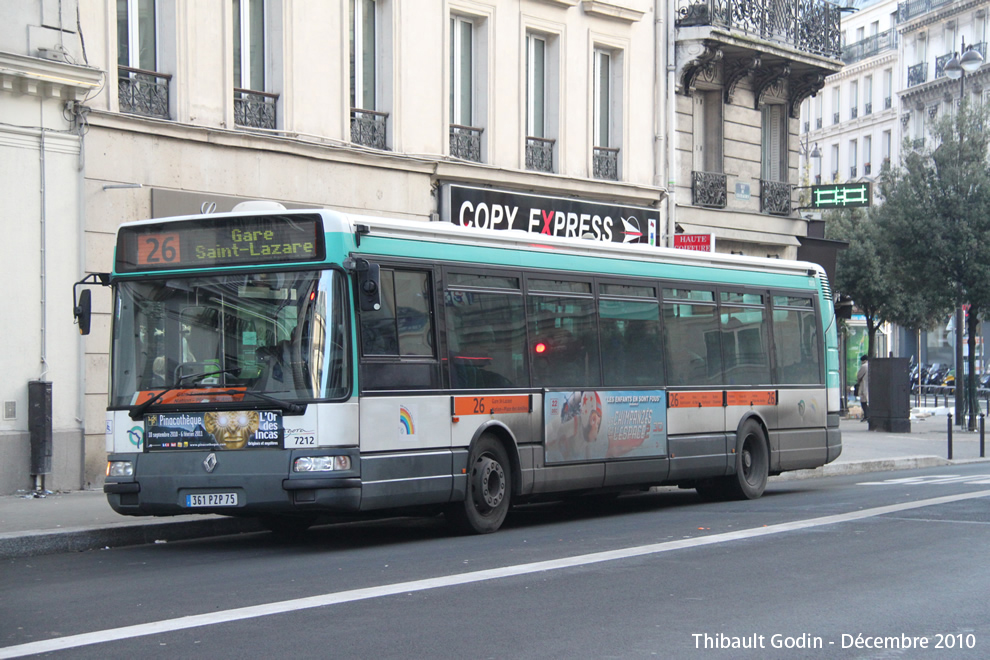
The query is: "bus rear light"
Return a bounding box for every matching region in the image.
[293,455,351,472]
[107,461,134,477]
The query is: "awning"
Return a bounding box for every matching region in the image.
[675,222,801,247]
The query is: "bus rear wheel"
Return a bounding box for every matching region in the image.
[695,420,769,501]
[728,420,769,500]
[446,435,512,534]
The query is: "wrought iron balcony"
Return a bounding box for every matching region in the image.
[526,137,555,173]
[234,88,277,130]
[849,165,857,178]
[593,147,620,181]
[118,66,170,119]
[935,52,953,79]
[814,174,822,184]
[841,28,897,65]
[898,0,956,23]
[912,137,925,149]
[907,62,928,87]
[850,107,858,119]
[884,96,892,109]
[833,112,840,124]
[351,108,389,150]
[803,120,809,133]
[760,179,792,216]
[864,102,872,115]
[692,171,727,208]
[676,0,842,59]
[816,117,823,129]
[864,162,871,175]
[450,124,483,162]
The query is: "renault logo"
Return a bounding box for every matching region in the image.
[203,452,218,473]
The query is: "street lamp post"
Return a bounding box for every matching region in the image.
[944,39,984,429]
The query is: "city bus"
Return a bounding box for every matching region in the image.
[75,204,841,534]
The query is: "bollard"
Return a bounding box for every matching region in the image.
[948,413,953,460]
[981,414,986,459]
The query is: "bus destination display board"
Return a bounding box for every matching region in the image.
[116,214,325,272]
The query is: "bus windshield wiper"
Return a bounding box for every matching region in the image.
[128,368,242,420]
[205,389,306,415]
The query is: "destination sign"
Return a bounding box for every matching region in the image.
[116,214,325,272]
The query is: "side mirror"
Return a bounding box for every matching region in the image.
[74,289,92,335]
[355,260,381,312]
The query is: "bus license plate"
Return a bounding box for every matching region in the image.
[186,493,238,507]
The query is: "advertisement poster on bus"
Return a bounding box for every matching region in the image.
[145,410,283,451]
[544,391,667,463]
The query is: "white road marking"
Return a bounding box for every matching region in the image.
[859,474,990,486]
[3,489,990,659]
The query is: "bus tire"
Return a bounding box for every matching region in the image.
[728,419,769,500]
[446,434,512,534]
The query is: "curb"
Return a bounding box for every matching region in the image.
[771,456,954,481]
[0,516,263,560]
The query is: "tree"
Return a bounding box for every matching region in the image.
[876,100,990,428]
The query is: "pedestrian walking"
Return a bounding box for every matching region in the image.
[856,355,869,422]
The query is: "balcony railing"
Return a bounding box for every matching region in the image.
[884,96,892,109]
[833,112,840,124]
[351,108,389,150]
[593,147,620,180]
[912,137,925,149]
[841,28,897,64]
[118,66,170,119]
[692,171,727,208]
[907,62,928,87]
[935,52,953,79]
[864,162,872,175]
[450,124,483,162]
[814,174,822,184]
[526,137,555,173]
[898,0,956,23]
[676,0,841,59]
[803,120,810,133]
[234,88,277,130]
[760,179,792,215]
[850,107,858,119]
[850,165,858,178]
[816,117,823,129]
[864,102,872,115]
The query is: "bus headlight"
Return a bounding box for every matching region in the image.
[293,455,351,472]
[107,461,134,477]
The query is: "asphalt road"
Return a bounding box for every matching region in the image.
[4,463,990,659]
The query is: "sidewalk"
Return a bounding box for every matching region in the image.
[2,411,988,559]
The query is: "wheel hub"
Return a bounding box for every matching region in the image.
[474,456,505,510]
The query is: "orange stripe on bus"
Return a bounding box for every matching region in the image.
[667,391,723,408]
[726,391,777,407]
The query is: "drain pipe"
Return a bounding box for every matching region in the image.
[665,0,677,247]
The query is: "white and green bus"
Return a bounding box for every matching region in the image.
[76,205,841,534]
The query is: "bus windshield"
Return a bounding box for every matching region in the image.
[110,270,349,408]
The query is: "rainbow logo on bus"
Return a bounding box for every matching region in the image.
[399,406,415,436]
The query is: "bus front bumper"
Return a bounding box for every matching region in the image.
[104,448,362,516]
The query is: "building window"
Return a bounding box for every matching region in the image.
[233,0,277,130]
[849,139,858,179]
[526,31,557,173]
[351,0,389,149]
[761,104,787,182]
[593,47,621,180]
[850,80,858,118]
[450,14,484,162]
[831,143,839,182]
[117,0,170,119]
[883,68,893,108]
[832,86,840,124]
[881,130,891,165]
[761,104,790,215]
[864,75,873,115]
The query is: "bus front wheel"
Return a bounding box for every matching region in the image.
[447,434,512,534]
